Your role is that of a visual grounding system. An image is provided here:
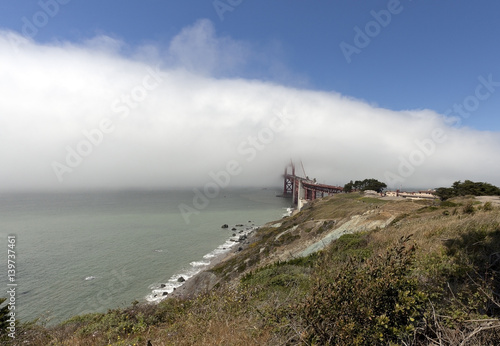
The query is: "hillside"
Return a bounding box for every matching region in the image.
[5,193,500,345]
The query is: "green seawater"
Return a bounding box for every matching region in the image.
[0,188,291,325]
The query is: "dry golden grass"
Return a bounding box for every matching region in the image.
[369,200,500,255]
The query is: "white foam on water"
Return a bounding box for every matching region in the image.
[282,207,293,217]
[190,261,210,267]
[146,225,259,303]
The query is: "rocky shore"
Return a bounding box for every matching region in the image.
[162,222,261,300]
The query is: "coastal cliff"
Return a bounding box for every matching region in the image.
[6,193,500,345]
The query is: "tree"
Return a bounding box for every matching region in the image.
[343,179,387,193]
[362,179,387,193]
[435,180,500,200]
[435,187,454,201]
[343,180,354,193]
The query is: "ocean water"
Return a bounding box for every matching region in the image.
[0,188,291,325]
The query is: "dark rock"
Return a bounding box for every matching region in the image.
[232,233,236,237]
[177,276,186,283]
[221,224,229,229]
[236,224,244,227]
[160,284,166,288]
[238,247,243,251]
[178,271,220,299]
[231,227,237,231]
[162,292,168,296]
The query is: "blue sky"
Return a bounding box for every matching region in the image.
[2,1,499,130]
[1,1,499,190]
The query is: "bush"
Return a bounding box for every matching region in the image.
[323,233,372,263]
[442,228,500,317]
[302,236,426,345]
[440,200,459,208]
[484,201,494,211]
[462,202,475,214]
[0,298,10,341]
[241,263,310,292]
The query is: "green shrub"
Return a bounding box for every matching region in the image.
[0,298,10,341]
[302,236,426,345]
[326,232,372,260]
[417,206,438,213]
[241,264,310,291]
[286,251,320,267]
[440,200,459,208]
[276,233,300,246]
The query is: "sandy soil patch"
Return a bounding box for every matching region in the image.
[476,196,500,205]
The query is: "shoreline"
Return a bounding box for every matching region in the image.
[153,207,293,301]
[167,238,243,299]
[146,223,260,302]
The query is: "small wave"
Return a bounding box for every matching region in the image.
[146,225,259,303]
[190,261,210,267]
[85,276,96,281]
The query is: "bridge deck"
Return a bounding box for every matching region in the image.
[302,181,343,194]
[282,162,343,205]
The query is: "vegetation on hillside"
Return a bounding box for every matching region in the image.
[435,180,500,200]
[0,298,11,339]
[343,178,387,193]
[3,193,500,345]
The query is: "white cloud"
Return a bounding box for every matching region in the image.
[0,21,499,192]
[167,19,250,76]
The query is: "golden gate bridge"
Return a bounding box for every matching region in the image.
[281,161,343,207]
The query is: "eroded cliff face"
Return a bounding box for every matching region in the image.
[207,193,428,288]
[254,196,421,266]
